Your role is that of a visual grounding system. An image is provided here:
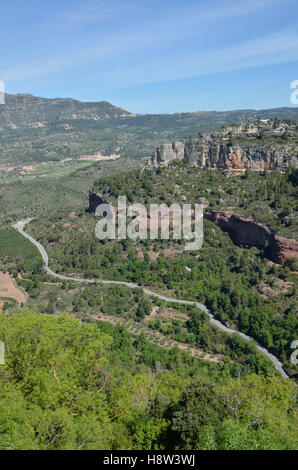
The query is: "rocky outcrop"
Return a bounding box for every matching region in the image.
[89,191,297,262]
[270,235,298,263]
[205,210,298,263]
[151,141,185,166]
[205,211,272,246]
[151,120,298,173]
[88,191,110,214]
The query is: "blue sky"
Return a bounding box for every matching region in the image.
[1,0,298,113]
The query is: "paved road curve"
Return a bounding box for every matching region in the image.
[15,219,289,379]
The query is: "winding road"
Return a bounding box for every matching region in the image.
[14,218,289,379]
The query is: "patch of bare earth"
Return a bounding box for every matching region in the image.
[157,309,188,322]
[137,248,145,261]
[0,272,26,306]
[148,306,160,318]
[258,278,293,298]
[148,250,159,261]
[163,247,183,257]
[138,247,183,261]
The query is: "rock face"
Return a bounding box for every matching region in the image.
[151,141,185,166]
[270,236,298,263]
[205,210,298,263]
[151,120,298,173]
[88,191,110,214]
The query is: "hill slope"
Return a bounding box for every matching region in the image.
[1,93,298,167]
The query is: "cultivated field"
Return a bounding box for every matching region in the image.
[0,272,26,305]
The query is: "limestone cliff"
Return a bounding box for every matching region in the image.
[151,120,298,173]
[151,141,185,166]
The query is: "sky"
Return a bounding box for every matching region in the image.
[0,0,298,113]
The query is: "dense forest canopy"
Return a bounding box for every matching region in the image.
[0,312,297,450]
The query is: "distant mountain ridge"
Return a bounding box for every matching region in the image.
[0,93,131,128]
[1,93,298,167]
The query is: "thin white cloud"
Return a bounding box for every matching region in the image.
[111,30,298,87]
[1,0,297,88]
[56,1,141,27]
[3,27,298,87]
[55,0,287,31]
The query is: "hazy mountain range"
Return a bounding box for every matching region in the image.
[1,93,298,167]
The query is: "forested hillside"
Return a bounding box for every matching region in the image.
[0,131,297,451]
[0,311,296,450]
[17,164,296,377]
